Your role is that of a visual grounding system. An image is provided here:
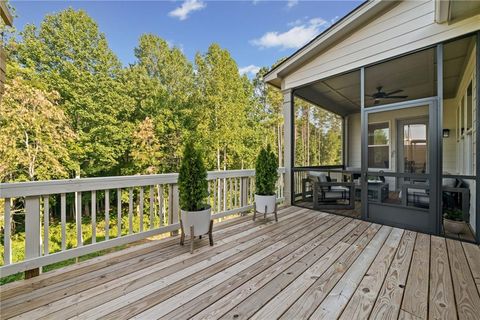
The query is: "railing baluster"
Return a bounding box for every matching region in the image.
[128,188,133,234]
[60,193,66,251]
[43,196,49,255]
[213,179,217,213]
[117,188,122,238]
[228,178,234,209]
[4,198,11,265]
[217,178,221,213]
[139,187,144,232]
[223,178,227,212]
[105,190,109,240]
[233,178,237,208]
[75,192,83,247]
[167,184,179,235]
[157,185,163,226]
[149,186,154,229]
[91,191,96,244]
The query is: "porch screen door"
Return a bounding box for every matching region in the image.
[362,99,440,234]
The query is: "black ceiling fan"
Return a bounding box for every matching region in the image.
[367,86,408,104]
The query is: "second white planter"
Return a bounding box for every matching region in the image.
[181,207,211,236]
[254,194,277,222]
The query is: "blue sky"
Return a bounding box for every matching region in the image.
[11,0,361,76]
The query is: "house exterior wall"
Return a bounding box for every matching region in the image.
[443,98,457,173]
[448,42,477,233]
[282,0,480,91]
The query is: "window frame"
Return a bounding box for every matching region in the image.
[367,120,391,170]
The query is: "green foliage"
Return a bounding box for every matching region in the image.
[0,78,77,182]
[294,98,343,167]
[0,213,164,285]
[194,44,252,170]
[255,145,278,196]
[444,209,463,221]
[178,141,209,211]
[12,8,134,177]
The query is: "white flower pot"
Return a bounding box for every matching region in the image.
[181,207,211,237]
[255,194,276,214]
[443,218,465,234]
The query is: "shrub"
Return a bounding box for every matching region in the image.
[255,145,278,196]
[178,141,209,211]
[444,209,463,221]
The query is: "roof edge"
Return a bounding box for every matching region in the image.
[264,0,397,87]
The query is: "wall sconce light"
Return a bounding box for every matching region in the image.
[443,129,450,138]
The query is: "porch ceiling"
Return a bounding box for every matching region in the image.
[294,35,474,115]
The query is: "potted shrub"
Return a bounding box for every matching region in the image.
[178,141,213,253]
[254,145,278,221]
[443,209,465,234]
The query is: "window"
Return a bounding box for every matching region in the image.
[368,122,390,168]
[460,97,465,136]
[467,82,472,131]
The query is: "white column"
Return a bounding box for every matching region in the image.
[282,89,293,205]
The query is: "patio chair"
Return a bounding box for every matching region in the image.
[309,172,355,210]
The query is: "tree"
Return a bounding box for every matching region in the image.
[125,34,196,172]
[195,44,251,170]
[253,66,284,167]
[12,8,134,177]
[130,117,162,174]
[0,78,76,182]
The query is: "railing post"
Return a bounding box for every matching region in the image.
[169,184,179,236]
[25,196,41,278]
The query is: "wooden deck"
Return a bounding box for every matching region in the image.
[1,206,479,320]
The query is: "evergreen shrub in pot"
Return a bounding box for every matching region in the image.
[254,145,278,218]
[178,141,211,239]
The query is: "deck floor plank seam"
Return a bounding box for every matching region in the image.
[1,207,310,318]
[68,210,333,320]
[160,217,353,320]
[26,209,320,320]
[278,224,386,320]
[1,207,478,320]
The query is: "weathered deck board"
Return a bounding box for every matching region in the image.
[401,233,430,319]
[429,236,458,320]
[369,230,416,320]
[338,228,404,320]
[0,206,479,320]
[446,239,480,320]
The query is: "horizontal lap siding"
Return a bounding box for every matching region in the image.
[284,0,480,89]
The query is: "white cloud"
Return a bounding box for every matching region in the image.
[251,18,327,50]
[169,0,206,21]
[239,65,260,76]
[287,0,299,8]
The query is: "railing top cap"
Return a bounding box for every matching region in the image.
[1,168,285,198]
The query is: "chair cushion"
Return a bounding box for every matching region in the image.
[442,178,456,188]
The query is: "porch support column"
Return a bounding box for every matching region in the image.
[282,88,293,205]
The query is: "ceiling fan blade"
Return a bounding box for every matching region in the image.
[387,95,408,99]
[386,89,403,95]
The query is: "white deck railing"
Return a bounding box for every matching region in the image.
[0,168,285,277]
